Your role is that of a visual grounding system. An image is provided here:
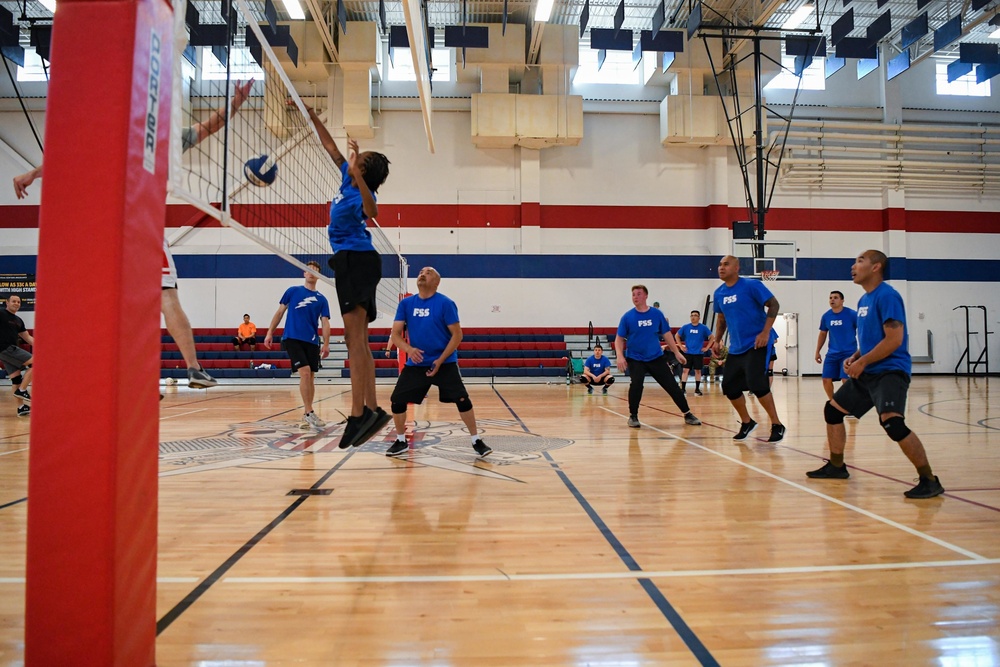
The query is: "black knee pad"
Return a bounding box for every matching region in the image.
[824,401,845,425]
[751,388,771,399]
[725,390,744,401]
[606,376,615,385]
[10,375,21,386]
[881,415,911,442]
[391,402,408,415]
[456,396,473,413]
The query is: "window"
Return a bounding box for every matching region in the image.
[16,48,49,82]
[573,47,642,85]
[387,47,451,83]
[201,46,265,81]
[935,62,991,97]
[764,55,826,91]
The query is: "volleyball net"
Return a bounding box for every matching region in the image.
[168,0,406,317]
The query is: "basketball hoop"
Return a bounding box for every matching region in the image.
[760,270,780,281]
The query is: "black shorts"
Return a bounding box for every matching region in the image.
[684,354,706,371]
[580,375,615,386]
[233,336,257,346]
[283,337,320,373]
[833,371,910,418]
[0,345,31,373]
[722,346,770,396]
[329,250,381,322]
[391,363,468,406]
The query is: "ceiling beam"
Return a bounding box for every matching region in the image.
[302,0,340,62]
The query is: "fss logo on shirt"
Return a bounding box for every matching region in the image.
[723,295,738,304]
[638,319,653,327]
[413,308,430,317]
[829,319,843,326]
[858,307,869,317]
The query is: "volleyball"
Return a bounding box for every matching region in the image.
[165,377,177,386]
[244,154,278,186]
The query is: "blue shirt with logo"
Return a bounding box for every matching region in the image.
[678,323,712,355]
[713,278,775,355]
[857,282,910,374]
[329,161,377,254]
[819,307,859,356]
[617,307,669,362]
[394,292,461,367]
[280,285,330,345]
[584,354,611,376]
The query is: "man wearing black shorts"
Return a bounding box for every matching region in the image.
[385,267,491,458]
[264,262,331,431]
[806,250,943,499]
[677,310,713,395]
[711,256,785,442]
[1,295,34,418]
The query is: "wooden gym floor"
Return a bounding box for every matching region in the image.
[1,375,998,665]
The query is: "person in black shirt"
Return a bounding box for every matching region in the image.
[1,295,34,417]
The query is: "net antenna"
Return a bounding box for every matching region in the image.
[168,0,407,319]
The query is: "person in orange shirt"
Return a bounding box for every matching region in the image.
[233,314,258,351]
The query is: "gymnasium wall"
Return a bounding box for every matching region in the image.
[2,106,999,376]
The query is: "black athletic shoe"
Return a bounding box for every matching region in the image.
[339,408,372,449]
[806,460,850,479]
[386,440,408,457]
[694,389,703,396]
[627,416,640,428]
[767,424,786,443]
[16,405,30,418]
[733,419,758,441]
[904,476,945,499]
[684,412,702,426]
[13,388,30,404]
[472,439,492,457]
[350,407,392,448]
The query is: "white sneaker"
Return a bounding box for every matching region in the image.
[304,412,326,429]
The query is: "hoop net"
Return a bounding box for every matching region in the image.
[760,270,780,282]
[167,0,406,318]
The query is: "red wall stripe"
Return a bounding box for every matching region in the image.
[2,204,997,234]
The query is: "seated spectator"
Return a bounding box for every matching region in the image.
[580,344,615,394]
[233,314,258,351]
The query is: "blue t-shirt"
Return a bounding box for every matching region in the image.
[328,161,377,254]
[819,307,859,356]
[713,278,775,355]
[857,282,910,374]
[584,354,611,376]
[678,323,712,355]
[394,292,461,367]
[617,307,669,362]
[279,285,330,345]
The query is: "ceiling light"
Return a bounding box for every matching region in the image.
[280,0,305,20]
[38,0,56,12]
[782,4,815,31]
[990,27,1000,39]
[534,0,555,22]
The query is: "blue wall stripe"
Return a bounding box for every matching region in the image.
[4,254,1000,281]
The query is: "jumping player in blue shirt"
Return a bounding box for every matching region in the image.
[806,250,943,499]
[580,344,615,394]
[307,108,392,448]
[814,290,858,400]
[711,256,786,442]
[677,310,714,396]
[385,267,492,459]
[614,285,701,429]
